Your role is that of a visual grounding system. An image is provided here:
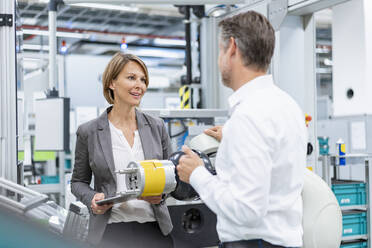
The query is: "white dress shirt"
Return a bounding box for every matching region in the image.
[108,121,156,224]
[190,75,307,247]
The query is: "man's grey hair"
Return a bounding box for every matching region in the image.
[219,11,275,72]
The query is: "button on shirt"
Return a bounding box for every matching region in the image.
[108,121,156,224]
[190,75,307,247]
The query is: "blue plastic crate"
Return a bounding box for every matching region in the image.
[332,180,366,206]
[340,241,367,248]
[342,211,367,237]
[65,159,71,170]
[41,175,59,184]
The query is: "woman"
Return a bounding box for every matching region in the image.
[71,52,173,247]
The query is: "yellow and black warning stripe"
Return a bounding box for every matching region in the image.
[179,85,191,109]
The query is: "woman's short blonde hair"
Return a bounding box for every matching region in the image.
[102,52,149,104]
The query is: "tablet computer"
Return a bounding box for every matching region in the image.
[96,194,134,206]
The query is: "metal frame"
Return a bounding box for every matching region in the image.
[198,0,344,169]
[320,154,372,245]
[303,13,318,170]
[48,9,57,90]
[200,16,220,108]
[288,0,350,15]
[0,0,17,182]
[142,109,228,118]
[0,177,48,215]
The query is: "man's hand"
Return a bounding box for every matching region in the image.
[204,126,223,142]
[91,193,113,215]
[176,145,204,183]
[139,195,162,204]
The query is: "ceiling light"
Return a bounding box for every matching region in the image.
[120,37,128,51]
[22,29,91,39]
[120,43,128,51]
[134,48,184,59]
[60,40,68,54]
[153,38,185,46]
[69,3,139,12]
[22,44,49,51]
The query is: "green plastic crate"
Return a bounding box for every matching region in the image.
[332,180,366,206]
[342,211,367,237]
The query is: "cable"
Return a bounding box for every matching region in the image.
[170,120,188,138]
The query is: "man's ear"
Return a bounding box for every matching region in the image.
[227,37,237,57]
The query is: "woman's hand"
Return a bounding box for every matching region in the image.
[204,125,223,142]
[91,193,113,214]
[139,195,162,204]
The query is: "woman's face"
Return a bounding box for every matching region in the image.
[110,61,147,106]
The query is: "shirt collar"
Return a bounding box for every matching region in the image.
[228,74,274,110]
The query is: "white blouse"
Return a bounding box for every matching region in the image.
[108,121,156,224]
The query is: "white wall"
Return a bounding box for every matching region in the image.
[332,0,372,115]
[277,15,306,109]
[66,55,110,108]
[65,54,181,109]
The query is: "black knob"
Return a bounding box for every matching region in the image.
[307,143,313,155]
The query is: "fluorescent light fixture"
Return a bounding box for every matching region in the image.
[57,31,90,39]
[69,3,139,12]
[153,38,185,46]
[22,29,46,36]
[22,44,49,51]
[133,48,184,59]
[22,17,38,25]
[22,29,91,39]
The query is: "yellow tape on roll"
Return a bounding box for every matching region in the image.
[140,161,166,196]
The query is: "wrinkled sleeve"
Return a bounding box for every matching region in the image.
[190,113,273,227]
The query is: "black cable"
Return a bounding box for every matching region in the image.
[170,120,188,138]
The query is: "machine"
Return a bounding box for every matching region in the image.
[0,177,88,246]
[95,133,221,248]
[97,135,217,206]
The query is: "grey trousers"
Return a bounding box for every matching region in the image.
[99,221,173,248]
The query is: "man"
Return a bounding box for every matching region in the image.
[177,10,307,248]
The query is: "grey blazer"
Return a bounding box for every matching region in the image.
[71,107,173,245]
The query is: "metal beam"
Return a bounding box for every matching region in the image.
[0,0,17,182]
[48,8,57,90]
[288,0,350,15]
[21,24,185,39]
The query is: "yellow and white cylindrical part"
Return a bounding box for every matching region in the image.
[125,160,177,197]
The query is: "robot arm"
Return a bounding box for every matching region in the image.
[96,134,218,206]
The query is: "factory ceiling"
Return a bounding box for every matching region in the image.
[17,0,186,55]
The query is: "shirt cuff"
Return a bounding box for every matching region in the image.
[189,165,213,194]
